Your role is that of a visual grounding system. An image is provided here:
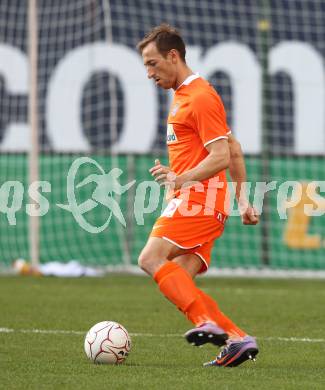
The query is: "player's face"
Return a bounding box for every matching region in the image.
[142,42,177,90]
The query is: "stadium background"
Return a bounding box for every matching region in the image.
[0,0,324,271]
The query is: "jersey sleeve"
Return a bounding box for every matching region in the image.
[192,91,231,147]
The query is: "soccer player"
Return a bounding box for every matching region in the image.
[137,24,259,367]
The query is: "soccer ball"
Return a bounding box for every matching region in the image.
[84,321,131,364]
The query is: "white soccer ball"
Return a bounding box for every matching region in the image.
[84,321,131,364]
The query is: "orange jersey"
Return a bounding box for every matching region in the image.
[167,75,231,215]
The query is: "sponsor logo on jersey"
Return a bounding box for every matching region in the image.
[166,123,178,144]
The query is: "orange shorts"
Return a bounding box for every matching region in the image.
[150,198,227,274]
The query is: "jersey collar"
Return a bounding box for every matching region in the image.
[177,73,200,90]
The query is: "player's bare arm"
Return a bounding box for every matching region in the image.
[228,134,259,225]
[150,139,229,189]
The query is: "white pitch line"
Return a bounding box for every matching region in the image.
[0,327,324,343]
[0,327,84,335]
[262,336,325,343]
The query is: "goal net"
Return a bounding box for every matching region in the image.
[0,0,324,274]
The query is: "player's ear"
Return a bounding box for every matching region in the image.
[169,49,178,64]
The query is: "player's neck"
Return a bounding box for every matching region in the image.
[174,66,194,90]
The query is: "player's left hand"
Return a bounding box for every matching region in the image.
[240,203,259,225]
[149,159,180,189]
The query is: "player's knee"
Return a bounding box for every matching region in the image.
[138,250,164,276]
[137,251,152,273]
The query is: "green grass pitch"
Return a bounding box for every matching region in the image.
[1,275,324,389]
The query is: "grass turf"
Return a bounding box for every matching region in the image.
[0,275,324,389]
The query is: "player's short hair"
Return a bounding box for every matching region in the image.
[137,24,186,62]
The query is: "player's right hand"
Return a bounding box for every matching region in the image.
[149,159,177,187]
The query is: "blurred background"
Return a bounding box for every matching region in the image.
[0,0,324,274]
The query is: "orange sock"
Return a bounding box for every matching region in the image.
[198,290,246,338]
[153,262,213,326]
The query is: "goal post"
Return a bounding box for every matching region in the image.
[28,0,40,269]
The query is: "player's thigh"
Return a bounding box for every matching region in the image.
[138,236,184,275]
[172,253,203,278]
